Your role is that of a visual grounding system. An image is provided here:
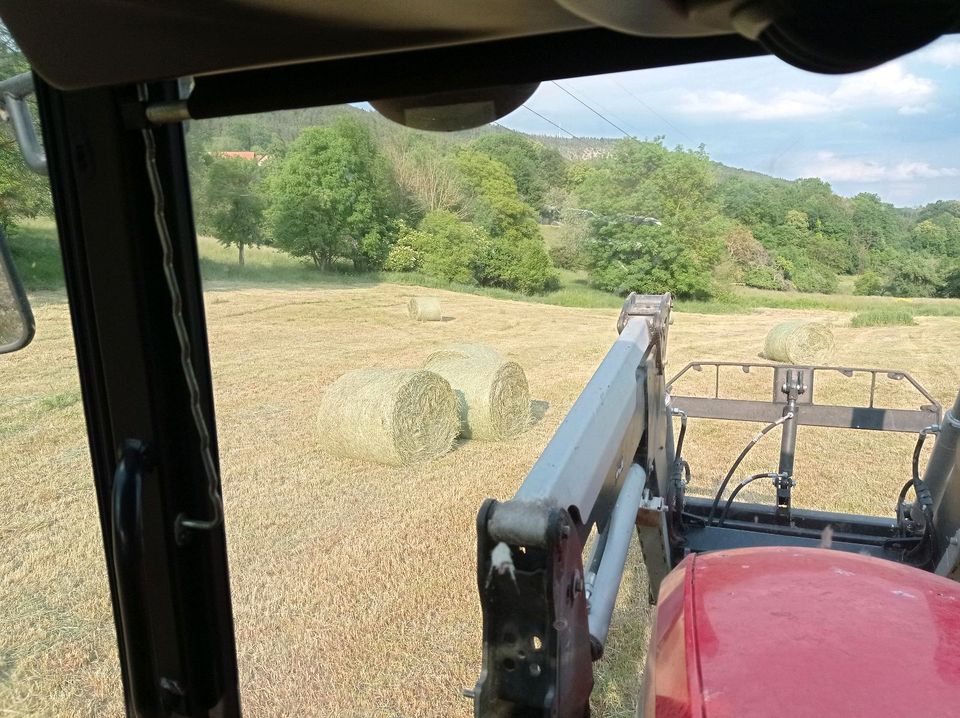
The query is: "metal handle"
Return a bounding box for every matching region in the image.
[112,439,160,713]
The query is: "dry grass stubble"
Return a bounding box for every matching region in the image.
[1,288,959,717]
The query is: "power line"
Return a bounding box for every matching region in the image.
[563,84,649,140]
[520,104,579,139]
[609,77,698,146]
[550,80,633,139]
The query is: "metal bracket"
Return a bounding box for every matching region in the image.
[668,361,941,433]
[473,499,593,717]
[935,529,960,581]
[774,366,811,404]
[635,492,671,603]
[617,292,672,374]
[0,72,47,175]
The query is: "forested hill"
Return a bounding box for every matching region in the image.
[186,104,960,300]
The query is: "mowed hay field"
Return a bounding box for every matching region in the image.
[2,283,960,717]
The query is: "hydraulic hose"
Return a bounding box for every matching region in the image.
[673,408,688,458]
[895,426,940,560]
[707,412,794,525]
[718,472,783,527]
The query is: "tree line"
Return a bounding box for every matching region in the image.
[189,108,960,300]
[190,117,562,294]
[0,54,955,302]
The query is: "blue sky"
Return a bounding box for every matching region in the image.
[497,36,960,207]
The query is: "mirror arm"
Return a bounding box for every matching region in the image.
[0,72,47,175]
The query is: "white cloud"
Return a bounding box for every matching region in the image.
[920,39,960,68]
[805,151,959,183]
[832,63,935,111]
[675,61,935,120]
[674,89,830,120]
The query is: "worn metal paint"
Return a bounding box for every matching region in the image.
[646,547,960,717]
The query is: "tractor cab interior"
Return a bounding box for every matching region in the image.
[1,1,960,716]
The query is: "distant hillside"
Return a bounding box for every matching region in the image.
[530,134,619,160]
[188,106,825,201]
[189,104,511,150]
[184,101,959,301]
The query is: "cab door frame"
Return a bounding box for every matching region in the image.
[36,77,240,718]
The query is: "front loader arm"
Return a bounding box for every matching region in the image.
[471,294,675,718]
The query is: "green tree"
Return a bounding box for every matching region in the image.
[576,140,719,230]
[742,265,786,290]
[406,210,488,284]
[717,175,790,229]
[202,156,266,265]
[454,150,557,293]
[790,265,838,294]
[471,133,566,211]
[911,219,949,255]
[854,271,884,296]
[650,145,718,240]
[942,265,960,298]
[571,138,725,290]
[267,119,395,270]
[573,138,669,217]
[851,193,905,255]
[883,254,943,297]
[917,199,960,223]
[586,220,713,299]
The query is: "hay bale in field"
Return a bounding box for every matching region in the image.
[424,344,530,440]
[763,321,835,364]
[424,342,504,363]
[316,368,458,465]
[408,296,442,321]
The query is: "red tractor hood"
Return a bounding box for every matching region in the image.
[648,546,960,718]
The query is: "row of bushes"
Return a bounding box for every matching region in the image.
[854,259,960,298]
[384,211,558,294]
[742,262,837,294]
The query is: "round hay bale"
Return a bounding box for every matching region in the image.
[424,344,530,440]
[408,296,442,321]
[423,342,504,363]
[316,368,458,465]
[763,321,835,364]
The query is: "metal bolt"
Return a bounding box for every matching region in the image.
[159,677,184,697]
[159,677,186,711]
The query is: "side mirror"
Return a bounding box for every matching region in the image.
[0,226,35,354]
[370,83,539,132]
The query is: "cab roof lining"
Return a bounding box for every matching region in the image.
[0,0,750,94]
[186,30,764,121]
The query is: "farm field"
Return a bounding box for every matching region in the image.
[2,283,960,717]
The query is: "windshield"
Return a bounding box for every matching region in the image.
[2,35,960,718]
